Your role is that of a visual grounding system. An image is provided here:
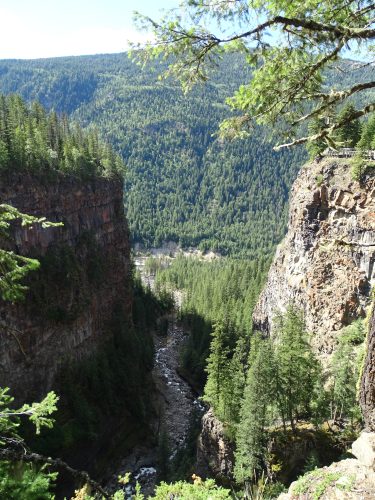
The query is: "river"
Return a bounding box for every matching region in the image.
[108,255,205,497]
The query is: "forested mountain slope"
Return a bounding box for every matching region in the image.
[0,53,306,257]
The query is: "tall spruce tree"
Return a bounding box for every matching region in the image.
[335,104,361,147]
[234,337,275,484]
[357,115,375,151]
[203,321,230,420]
[223,336,248,436]
[274,306,320,432]
[330,320,365,424]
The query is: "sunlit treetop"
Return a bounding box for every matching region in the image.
[133,0,375,149]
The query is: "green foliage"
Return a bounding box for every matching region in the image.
[0,54,306,257]
[357,115,375,151]
[302,451,321,474]
[306,118,329,159]
[203,322,231,417]
[155,256,269,392]
[0,462,56,500]
[315,174,324,186]
[0,94,123,178]
[152,478,232,499]
[335,104,361,147]
[234,307,328,485]
[234,338,276,483]
[340,320,365,346]
[203,322,249,436]
[263,481,287,499]
[32,301,155,456]
[330,320,365,424]
[274,306,321,432]
[351,155,366,182]
[0,388,58,437]
[0,388,58,499]
[350,115,375,180]
[133,0,375,150]
[27,231,109,323]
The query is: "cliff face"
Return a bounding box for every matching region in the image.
[253,157,375,356]
[196,409,234,483]
[361,305,375,431]
[0,171,132,401]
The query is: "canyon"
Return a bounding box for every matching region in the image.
[1,154,375,499]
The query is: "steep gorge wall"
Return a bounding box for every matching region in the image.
[253,157,375,357]
[0,170,132,401]
[361,304,375,431]
[198,158,375,487]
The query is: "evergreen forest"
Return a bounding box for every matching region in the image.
[0,25,374,500]
[0,53,307,257]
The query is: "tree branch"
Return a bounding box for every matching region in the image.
[272,40,344,118]
[275,101,375,150]
[0,446,110,498]
[209,14,375,45]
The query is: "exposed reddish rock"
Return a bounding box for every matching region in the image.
[0,170,132,402]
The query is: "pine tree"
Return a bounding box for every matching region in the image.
[357,115,375,151]
[332,343,357,421]
[223,335,248,435]
[335,104,361,147]
[203,321,230,420]
[330,320,365,424]
[274,306,320,432]
[306,117,328,159]
[234,337,275,484]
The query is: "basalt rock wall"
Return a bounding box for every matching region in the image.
[253,158,375,357]
[0,170,132,402]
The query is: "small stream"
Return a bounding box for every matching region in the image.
[108,255,205,497]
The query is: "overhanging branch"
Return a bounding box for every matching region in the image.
[275,101,375,150]
[0,446,110,498]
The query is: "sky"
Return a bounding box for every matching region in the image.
[0,0,178,59]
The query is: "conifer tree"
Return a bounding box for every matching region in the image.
[335,104,361,147]
[306,117,329,159]
[203,321,230,420]
[357,115,375,151]
[234,337,275,484]
[330,320,365,424]
[274,306,319,432]
[223,336,248,435]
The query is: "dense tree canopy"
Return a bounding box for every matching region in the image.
[0,53,372,256]
[134,0,375,150]
[0,94,124,178]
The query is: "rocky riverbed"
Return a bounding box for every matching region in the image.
[107,255,205,497]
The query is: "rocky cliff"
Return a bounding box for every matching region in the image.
[0,170,132,401]
[253,157,375,357]
[361,303,375,431]
[196,409,234,483]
